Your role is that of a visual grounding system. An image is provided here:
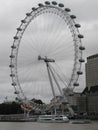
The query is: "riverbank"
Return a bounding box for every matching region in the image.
[0,114,98,122]
[0,114,38,122]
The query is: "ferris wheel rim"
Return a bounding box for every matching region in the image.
[9,1,85,110]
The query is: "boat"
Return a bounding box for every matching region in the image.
[37,115,69,123]
[71,119,91,124]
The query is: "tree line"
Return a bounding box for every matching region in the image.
[0,99,44,115]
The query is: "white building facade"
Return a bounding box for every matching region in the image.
[85,54,98,90]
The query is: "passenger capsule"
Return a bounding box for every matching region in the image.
[52,1,57,5]
[70,15,76,19]
[9,55,15,58]
[14,91,19,94]
[10,74,15,77]
[11,45,16,49]
[12,82,16,86]
[15,97,18,100]
[32,7,37,11]
[75,24,81,28]
[38,3,44,7]
[9,64,14,68]
[58,3,64,7]
[45,1,50,5]
[65,8,71,12]
[26,13,31,16]
[21,19,26,23]
[13,36,18,40]
[77,71,83,75]
[78,34,84,38]
[17,27,22,31]
[73,83,79,86]
[79,59,85,63]
[15,97,21,102]
[79,46,85,50]
[38,55,41,60]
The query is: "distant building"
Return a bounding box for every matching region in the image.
[85,53,98,90]
[68,93,80,106]
[68,54,98,116]
[82,86,98,115]
[81,54,98,116]
[68,93,87,114]
[83,53,98,95]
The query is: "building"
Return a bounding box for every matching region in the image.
[82,86,98,115]
[82,54,98,116]
[67,93,80,106]
[85,53,98,90]
[68,93,87,114]
[68,54,98,116]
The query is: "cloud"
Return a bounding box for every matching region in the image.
[0,82,15,103]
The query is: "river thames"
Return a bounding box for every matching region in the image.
[0,121,98,130]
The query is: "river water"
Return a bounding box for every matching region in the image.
[0,121,98,130]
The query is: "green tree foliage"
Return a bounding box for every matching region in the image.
[0,102,23,115]
[0,99,44,115]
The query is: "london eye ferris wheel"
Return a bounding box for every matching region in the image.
[9,1,85,111]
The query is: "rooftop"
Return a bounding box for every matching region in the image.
[87,53,98,60]
[82,85,98,95]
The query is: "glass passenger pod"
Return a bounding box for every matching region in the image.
[10,74,15,77]
[11,45,16,49]
[14,91,19,94]
[26,13,31,16]
[9,55,15,58]
[77,71,83,75]
[73,83,79,87]
[79,46,85,50]
[9,64,14,68]
[12,82,16,86]
[32,7,37,11]
[13,36,18,40]
[17,27,22,31]
[21,19,26,23]
[65,8,71,12]
[52,1,57,5]
[75,24,81,28]
[70,15,76,19]
[78,34,84,38]
[79,59,85,63]
[58,3,64,8]
[15,97,21,102]
[45,1,50,5]
[38,3,44,7]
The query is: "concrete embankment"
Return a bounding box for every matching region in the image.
[0,114,38,122]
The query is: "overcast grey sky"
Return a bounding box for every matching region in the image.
[0,0,98,102]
